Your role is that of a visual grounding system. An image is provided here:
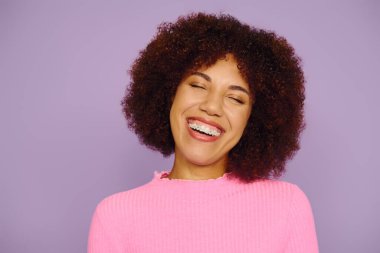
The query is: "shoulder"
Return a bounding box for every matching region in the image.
[93,180,155,218]
[254,180,315,218]
[240,179,312,207]
[235,181,318,251]
[246,179,305,196]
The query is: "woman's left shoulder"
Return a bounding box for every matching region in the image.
[249,178,304,191]
[244,179,312,204]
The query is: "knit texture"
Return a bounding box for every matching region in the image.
[88,171,318,253]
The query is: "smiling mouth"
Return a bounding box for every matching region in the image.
[187,118,223,137]
[188,122,221,136]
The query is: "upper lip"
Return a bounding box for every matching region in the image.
[186,116,225,133]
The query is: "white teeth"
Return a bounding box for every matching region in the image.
[188,122,221,137]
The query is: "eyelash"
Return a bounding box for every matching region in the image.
[190,83,205,89]
[229,97,244,104]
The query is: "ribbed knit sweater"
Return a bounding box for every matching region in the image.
[88,171,318,252]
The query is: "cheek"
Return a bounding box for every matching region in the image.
[169,105,180,131]
[169,97,188,135]
[170,92,184,118]
[232,111,251,132]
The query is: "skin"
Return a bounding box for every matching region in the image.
[168,54,253,180]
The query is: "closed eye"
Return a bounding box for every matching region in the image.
[229,97,245,104]
[190,83,206,89]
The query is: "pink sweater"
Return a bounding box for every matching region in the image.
[88,171,318,252]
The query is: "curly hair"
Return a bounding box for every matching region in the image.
[122,13,305,183]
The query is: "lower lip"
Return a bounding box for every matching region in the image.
[187,124,221,142]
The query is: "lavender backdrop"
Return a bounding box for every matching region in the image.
[1,0,379,252]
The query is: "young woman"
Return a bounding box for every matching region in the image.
[88,13,319,252]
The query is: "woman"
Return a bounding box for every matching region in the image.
[88,13,319,252]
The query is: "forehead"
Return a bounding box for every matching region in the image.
[192,57,249,87]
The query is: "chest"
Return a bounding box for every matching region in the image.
[123,196,290,253]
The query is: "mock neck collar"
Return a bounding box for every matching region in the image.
[154,170,234,182]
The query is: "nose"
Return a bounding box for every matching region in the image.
[199,92,223,117]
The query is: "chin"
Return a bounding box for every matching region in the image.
[182,150,224,167]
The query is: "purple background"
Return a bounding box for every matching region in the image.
[1,0,379,252]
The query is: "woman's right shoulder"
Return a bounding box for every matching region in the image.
[93,179,155,216]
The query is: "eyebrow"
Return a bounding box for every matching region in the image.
[191,71,250,95]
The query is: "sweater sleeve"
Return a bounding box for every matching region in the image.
[284,186,319,253]
[87,202,124,253]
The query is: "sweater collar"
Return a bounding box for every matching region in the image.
[154,170,234,183]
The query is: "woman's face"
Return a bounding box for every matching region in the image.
[170,54,253,168]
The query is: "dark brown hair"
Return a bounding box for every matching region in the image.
[122,13,305,183]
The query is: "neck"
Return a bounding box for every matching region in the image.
[169,154,227,180]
